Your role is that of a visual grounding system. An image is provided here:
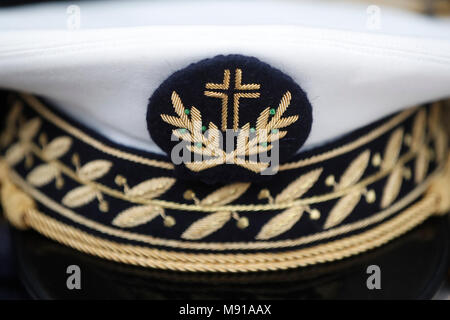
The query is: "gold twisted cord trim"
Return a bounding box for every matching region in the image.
[25,139,419,212]
[19,93,417,171]
[5,164,443,251]
[21,192,440,272]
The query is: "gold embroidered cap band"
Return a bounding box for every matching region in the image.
[0,86,449,272]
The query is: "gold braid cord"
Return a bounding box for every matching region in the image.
[1,187,446,272]
[0,156,449,272]
[0,95,449,272]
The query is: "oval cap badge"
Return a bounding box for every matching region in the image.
[147,55,312,183]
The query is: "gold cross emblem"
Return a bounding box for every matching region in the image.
[204,69,261,131]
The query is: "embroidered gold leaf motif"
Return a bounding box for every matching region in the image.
[171,91,190,125]
[4,143,25,166]
[411,109,426,151]
[381,165,403,208]
[239,161,271,172]
[428,101,445,135]
[161,91,298,173]
[42,136,72,161]
[428,102,440,134]
[181,211,232,240]
[0,102,22,147]
[267,92,295,129]
[434,129,448,163]
[78,160,112,181]
[200,183,250,206]
[256,107,270,130]
[382,128,404,171]
[207,122,220,149]
[324,191,361,229]
[62,185,97,208]
[112,205,163,228]
[126,177,176,200]
[236,123,251,155]
[274,168,323,203]
[190,106,203,136]
[160,115,185,128]
[255,207,304,240]
[26,164,58,187]
[336,150,370,190]
[415,146,429,184]
[19,118,41,141]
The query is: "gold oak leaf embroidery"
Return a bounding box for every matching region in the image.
[324,150,372,229]
[381,128,404,171]
[181,183,250,240]
[410,109,426,152]
[4,118,42,168]
[0,101,22,148]
[415,145,430,184]
[112,177,176,228]
[411,110,429,184]
[380,128,406,209]
[160,91,298,173]
[380,108,431,209]
[62,157,112,212]
[428,103,448,164]
[26,136,73,189]
[255,168,323,240]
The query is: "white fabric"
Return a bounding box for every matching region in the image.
[0,0,450,154]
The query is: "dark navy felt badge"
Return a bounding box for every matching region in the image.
[147,55,312,183]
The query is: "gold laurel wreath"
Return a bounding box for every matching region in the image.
[161,91,299,173]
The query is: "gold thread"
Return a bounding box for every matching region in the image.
[415,145,430,183]
[26,163,59,188]
[1,180,35,230]
[60,158,112,211]
[382,128,404,170]
[203,91,228,131]
[274,168,323,204]
[112,205,164,228]
[322,150,371,229]
[0,101,22,148]
[5,165,443,251]
[411,109,426,152]
[7,95,446,221]
[234,68,261,90]
[255,207,304,240]
[335,150,370,190]
[1,94,448,264]
[20,93,174,170]
[204,69,261,130]
[428,155,450,214]
[204,69,230,130]
[19,93,418,172]
[181,211,232,240]
[205,69,230,90]
[233,92,260,130]
[125,177,175,200]
[324,191,362,229]
[279,108,417,170]
[21,192,440,272]
[381,164,404,209]
[24,141,421,212]
[163,91,296,173]
[179,183,251,239]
